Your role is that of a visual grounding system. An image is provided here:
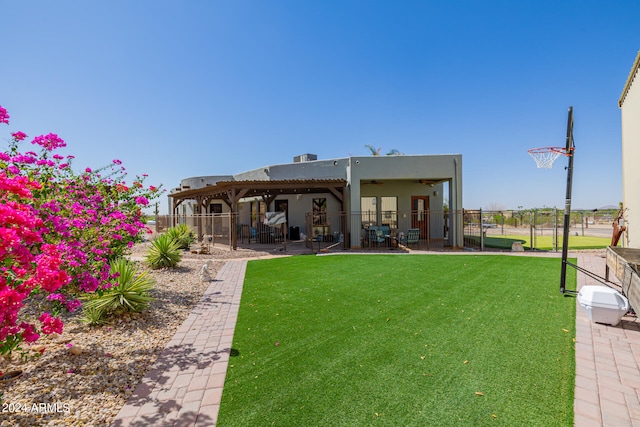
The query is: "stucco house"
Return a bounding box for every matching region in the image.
[168,153,463,250]
[620,50,640,247]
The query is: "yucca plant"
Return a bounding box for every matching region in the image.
[82,258,155,325]
[166,224,195,250]
[146,233,182,269]
[80,305,109,326]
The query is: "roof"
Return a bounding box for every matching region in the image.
[169,178,347,205]
[619,50,640,108]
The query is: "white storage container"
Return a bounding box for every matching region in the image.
[577,285,629,326]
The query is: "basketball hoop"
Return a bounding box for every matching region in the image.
[527,146,572,169]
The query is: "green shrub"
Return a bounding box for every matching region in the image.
[166,224,195,250]
[146,233,183,269]
[80,305,109,326]
[82,258,155,325]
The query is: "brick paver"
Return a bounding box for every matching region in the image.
[575,253,640,426]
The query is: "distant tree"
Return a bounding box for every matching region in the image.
[365,144,381,156]
[364,145,404,156]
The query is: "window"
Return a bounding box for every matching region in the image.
[381,197,398,228]
[361,197,376,227]
[251,201,266,227]
[275,200,289,223]
[313,198,327,225]
[361,196,398,228]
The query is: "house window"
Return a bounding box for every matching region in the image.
[313,198,327,225]
[361,197,376,227]
[415,198,426,221]
[210,203,222,214]
[251,201,266,227]
[381,197,398,228]
[275,199,288,223]
[361,197,397,228]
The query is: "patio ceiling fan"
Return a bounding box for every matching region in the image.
[363,180,384,185]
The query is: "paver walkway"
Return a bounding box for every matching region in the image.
[111,253,640,426]
[111,260,247,427]
[574,253,640,427]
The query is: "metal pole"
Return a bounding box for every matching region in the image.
[560,106,575,294]
[480,209,484,251]
[554,208,558,252]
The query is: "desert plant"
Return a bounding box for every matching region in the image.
[166,224,195,250]
[81,258,155,325]
[80,305,109,326]
[146,233,183,269]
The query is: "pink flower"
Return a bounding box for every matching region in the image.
[112,159,122,165]
[0,106,9,124]
[11,131,27,141]
[85,167,92,173]
[20,323,40,343]
[38,312,63,335]
[47,293,66,303]
[65,299,82,312]
[31,133,66,150]
[135,196,149,206]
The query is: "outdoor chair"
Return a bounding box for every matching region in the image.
[367,227,385,247]
[379,225,391,246]
[400,228,420,247]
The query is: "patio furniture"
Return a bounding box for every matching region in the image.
[378,225,392,247]
[400,228,420,247]
[367,226,385,247]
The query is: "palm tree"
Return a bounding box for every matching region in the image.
[365,144,381,156]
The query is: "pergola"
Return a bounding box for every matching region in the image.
[169,179,347,249]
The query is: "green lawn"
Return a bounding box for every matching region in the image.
[218,255,575,426]
[471,234,609,251]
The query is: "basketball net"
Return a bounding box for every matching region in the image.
[527,147,568,169]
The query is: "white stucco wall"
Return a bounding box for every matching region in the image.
[621,52,640,247]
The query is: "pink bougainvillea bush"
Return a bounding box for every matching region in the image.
[0,104,162,358]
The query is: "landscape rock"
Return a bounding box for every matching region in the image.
[0,242,271,426]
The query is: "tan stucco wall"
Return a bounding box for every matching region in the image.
[621,53,640,247]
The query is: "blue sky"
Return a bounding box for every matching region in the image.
[2,1,638,213]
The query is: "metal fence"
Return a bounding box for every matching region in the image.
[153,208,615,253]
[156,210,462,253]
[468,209,616,251]
[303,210,458,252]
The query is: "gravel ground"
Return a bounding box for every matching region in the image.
[0,241,271,427]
